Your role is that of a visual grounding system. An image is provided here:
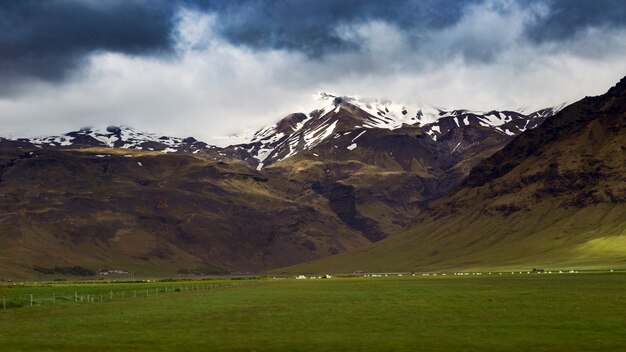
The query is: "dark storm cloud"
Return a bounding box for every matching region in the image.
[198,0,480,57]
[525,0,626,42]
[191,0,626,56]
[0,0,174,84]
[2,0,626,88]
[2,0,626,144]
[0,0,475,88]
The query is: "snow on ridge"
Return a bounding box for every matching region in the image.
[233,92,566,162]
[316,92,437,129]
[5,125,209,152]
[226,92,569,168]
[304,119,338,149]
[351,130,366,142]
[254,146,276,164]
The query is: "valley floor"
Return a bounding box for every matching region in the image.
[1,273,625,351]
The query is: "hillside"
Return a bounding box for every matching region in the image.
[280,77,626,274]
[224,93,558,169]
[265,122,514,240]
[0,92,566,278]
[256,97,558,240]
[0,148,370,278]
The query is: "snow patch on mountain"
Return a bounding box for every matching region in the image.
[227,92,567,169]
[351,130,366,142]
[4,126,212,153]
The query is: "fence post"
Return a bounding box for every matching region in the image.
[110,290,113,300]
[30,294,33,307]
[75,292,78,302]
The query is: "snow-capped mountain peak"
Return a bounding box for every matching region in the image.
[0,95,569,171]
[225,93,565,169]
[313,92,431,128]
[2,125,212,153]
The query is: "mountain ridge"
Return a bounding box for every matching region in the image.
[226,93,563,169]
[279,76,626,274]
[0,90,586,278]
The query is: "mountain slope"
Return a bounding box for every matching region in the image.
[263,107,557,241]
[230,95,560,241]
[0,147,370,278]
[280,77,626,274]
[225,93,559,169]
[0,93,567,278]
[0,126,218,155]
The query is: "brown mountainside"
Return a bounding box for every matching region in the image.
[0,91,566,278]
[0,148,369,278]
[282,76,626,274]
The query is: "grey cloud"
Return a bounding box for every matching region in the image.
[2,0,626,89]
[1,0,626,145]
[0,0,174,87]
[524,0,626,42]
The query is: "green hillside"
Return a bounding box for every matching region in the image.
[279,203,626,273]
[278,77,626,274]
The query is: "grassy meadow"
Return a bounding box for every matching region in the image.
[279,203,626,275]
[1,273,625,351]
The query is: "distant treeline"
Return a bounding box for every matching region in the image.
[33,265,95,276]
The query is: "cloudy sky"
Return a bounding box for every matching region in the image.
[1,0,626,145]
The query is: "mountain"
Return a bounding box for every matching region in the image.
[280,76,626,274]
[0,147,371,278]
[0,92,566,278]
[247,95,561,241]
[0,126,217,155]
[224,93,560,170]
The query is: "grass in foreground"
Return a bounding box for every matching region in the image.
[1,273,625,351]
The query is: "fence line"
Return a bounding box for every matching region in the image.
[0,280,264,311]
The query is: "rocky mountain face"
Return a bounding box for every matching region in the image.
[253,96,559,240]
[0,91,566,277]
[1,126,219,155]
[223,93,560,170]
[283,76,626,274]
[458,76,626,211]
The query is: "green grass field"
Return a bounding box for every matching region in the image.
[1,273,625,351]
[277,204,626,275]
